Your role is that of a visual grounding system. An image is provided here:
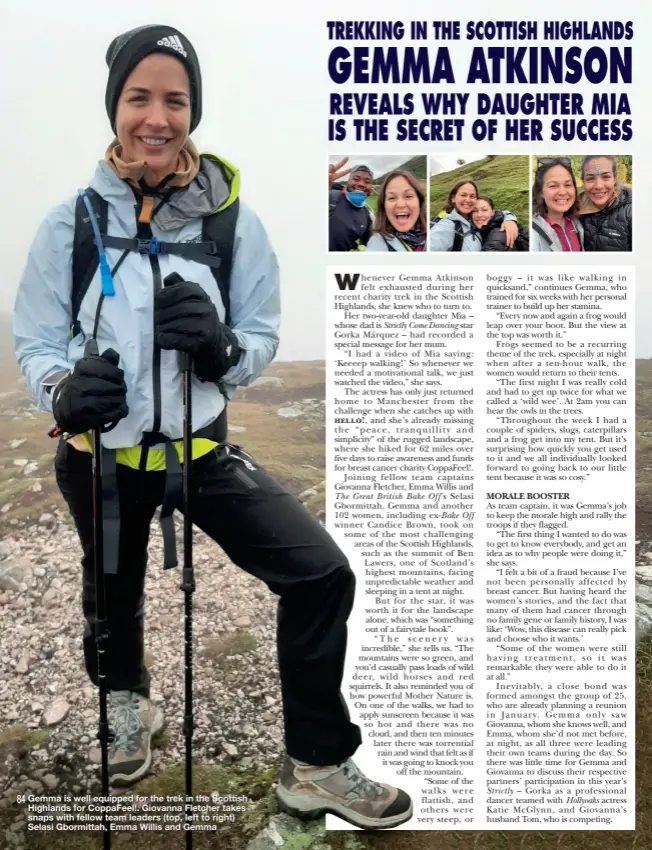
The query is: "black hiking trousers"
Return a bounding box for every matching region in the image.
[54,439,362,766]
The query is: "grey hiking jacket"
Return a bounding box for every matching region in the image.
[13,154,280,450]
[531,214,584,252]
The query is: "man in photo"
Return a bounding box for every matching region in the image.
[328,158,374,252]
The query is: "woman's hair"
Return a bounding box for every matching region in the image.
[445,181,479,214]
[532,159,579,218]
[580,155,624,206]
[476,195,495,210]
[374,170,427,236]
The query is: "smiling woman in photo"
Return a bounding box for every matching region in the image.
[531,158,584,252]
[365,170,428,252]
[471,196,529,252]
[429,179,519,252]
[12,23,413,830]
[579,155,632,251]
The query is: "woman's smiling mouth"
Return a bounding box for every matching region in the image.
[137,136,171,148]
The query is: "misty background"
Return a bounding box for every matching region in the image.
[2,3,648,358]
[1,4,328,362]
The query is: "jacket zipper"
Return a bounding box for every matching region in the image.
[149,253,163,434]
[134,191,163,438]
[135,184,179,440]
[559,223,571,251]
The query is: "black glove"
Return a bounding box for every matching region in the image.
[52,348,129,434]
[154,280,241,382]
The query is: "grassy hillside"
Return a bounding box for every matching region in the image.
[429,155,530,230]
[375,155,427,184]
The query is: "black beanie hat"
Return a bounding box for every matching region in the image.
[105,25,202,133]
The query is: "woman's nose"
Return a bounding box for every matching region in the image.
[145,101,168,128]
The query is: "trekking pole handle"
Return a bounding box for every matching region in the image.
[83,339,119,433]
[163,273,193,374]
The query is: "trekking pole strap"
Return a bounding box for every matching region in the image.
[101,447,120,575]
[160,442,183,569]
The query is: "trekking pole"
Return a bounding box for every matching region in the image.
[84,338,112,850]
[164,273,196,849]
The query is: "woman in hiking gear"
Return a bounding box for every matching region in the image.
[530,158,584,252]
[471,197,529,252]
[366,170,427,252]
[13,25,412,830]
[579,155,632,252]
[429,179,519,252]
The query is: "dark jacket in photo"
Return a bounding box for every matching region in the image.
[481,212,529,252]
[580,187,632,252]
[328,187,373,252]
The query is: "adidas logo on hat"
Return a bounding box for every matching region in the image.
[157,34,187,58]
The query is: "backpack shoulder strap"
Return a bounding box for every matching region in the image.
[73,186,239,332]
[202,197,239,327]
[531,220,553,247]
[451,220,464,252]
[328,188,342,218]
[72,187,107,336]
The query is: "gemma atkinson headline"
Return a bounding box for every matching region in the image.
[327,19,633,143]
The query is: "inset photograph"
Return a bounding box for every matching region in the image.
[531,155,632,252]
[328,155,428,253]
[428,155,530,252]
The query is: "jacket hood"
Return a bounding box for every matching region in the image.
[446,208,473,228]
[532,215,556,237]
[89,151,240,232]
[579,185,631,216]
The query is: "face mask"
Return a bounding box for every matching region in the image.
[346,190,368,207]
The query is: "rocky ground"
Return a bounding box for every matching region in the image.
[636,554,652,637]
[0,359,339,850]
[1,352,650,850]
[0,509,330,848]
